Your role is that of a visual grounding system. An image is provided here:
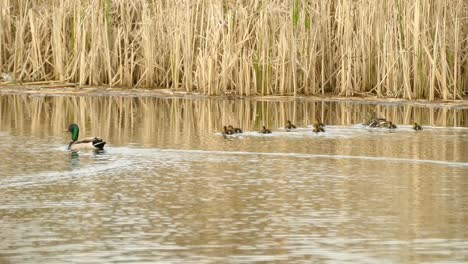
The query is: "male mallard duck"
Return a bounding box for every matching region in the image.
[313,123,325,133]
[222,126,235,135]
[66,123,106,151]
[413,123,423,131]
[259,126,272,134]
[285,120,296,130]
[228,125,243,133]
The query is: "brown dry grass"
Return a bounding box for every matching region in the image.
[0,0,467,100]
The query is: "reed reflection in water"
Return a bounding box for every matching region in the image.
[0,94,467,140]
[0,94,467,263]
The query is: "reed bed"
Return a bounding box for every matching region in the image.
[0,0,467,100]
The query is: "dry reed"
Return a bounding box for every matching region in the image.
[0,0,467,100]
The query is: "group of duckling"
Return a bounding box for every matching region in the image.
[222,119,326,135]
[222,117,423,136]
[364,117,423,131]
[222,125,243,135]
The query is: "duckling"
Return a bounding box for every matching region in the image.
[222,126,234,135]
[65,123,106,151]
[259,126,272,134]
[314,119,325,129]
[312,123,325,133]
[285,120,296,130]
[228,125,243,133]
[383,121,397,129]
[413,123,423,131]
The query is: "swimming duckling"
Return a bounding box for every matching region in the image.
[312,123,325,133]
[228,125,243,133]
[314,119,325,129]
[413,123,423,131]
[285,120,296,130]
[65,123,106,151]
[383,121,397,129]
[259,126,272,134]
[222,126,235,135]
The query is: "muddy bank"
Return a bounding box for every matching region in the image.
[0,85,467,109]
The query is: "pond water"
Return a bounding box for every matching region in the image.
[0,94,467,263]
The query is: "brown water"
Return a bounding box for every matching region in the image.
[0,94,467,263]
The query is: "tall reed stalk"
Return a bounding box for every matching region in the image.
[0,0,467,100]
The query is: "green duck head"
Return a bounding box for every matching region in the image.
[66,123,79,142]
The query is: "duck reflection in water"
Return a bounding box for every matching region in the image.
[69,151,80,169]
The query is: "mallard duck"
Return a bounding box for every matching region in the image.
[313,123,325,133]
[285,120,296,130]
[364,113,387,127]
[65,123,106,151]
[366,118,387,127]
[222,126,235,135]
[259,126,272,134]
[413,123,423,131]
[228,125,243,133]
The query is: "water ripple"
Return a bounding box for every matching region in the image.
[109,147,468,167]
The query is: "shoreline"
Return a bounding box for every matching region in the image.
[0,85,467,109]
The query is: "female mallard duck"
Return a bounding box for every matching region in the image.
[313,123,325,133]
[228,125,243,133]
[222,126,235,135]
[66,123,106,151]
[285,120,296,130]
[413,123,423,131]
[365,118,387,127]
[259,126,272,134]
[364,113,388,127]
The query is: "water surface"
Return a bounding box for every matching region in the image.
[0,94,467,263]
